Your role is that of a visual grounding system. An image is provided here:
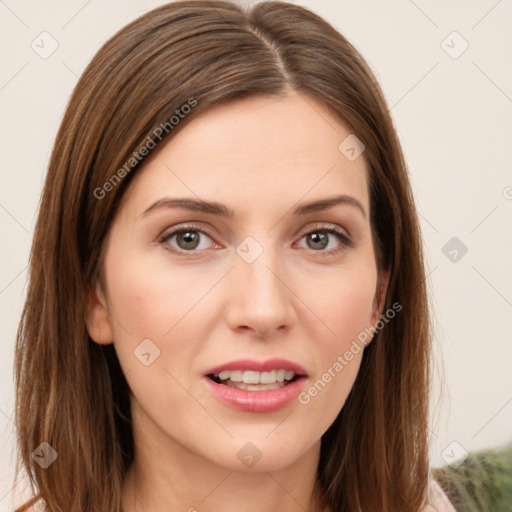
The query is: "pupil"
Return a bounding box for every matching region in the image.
[308,232,328,250]
[178,231,199,250]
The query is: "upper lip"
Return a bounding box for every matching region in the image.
[205,358,308,376]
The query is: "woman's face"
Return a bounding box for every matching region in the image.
[88,92,387,472]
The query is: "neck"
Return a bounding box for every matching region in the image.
[121,401,329,512]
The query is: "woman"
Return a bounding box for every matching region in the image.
[14,1,455,510]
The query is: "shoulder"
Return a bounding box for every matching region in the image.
[422,478,457,512]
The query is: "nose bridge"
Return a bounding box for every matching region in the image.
[236,235,287,304]
[227,234,295,335]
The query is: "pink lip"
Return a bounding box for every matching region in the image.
[203,375,307,413]
[204,358,308,376]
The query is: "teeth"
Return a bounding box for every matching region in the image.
[227,381,285,391]
[243,370,260,384]
[219,370,241,381]
[215,369,298,385]
[259,370,276,384]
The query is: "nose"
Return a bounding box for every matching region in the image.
[225,245,297,339]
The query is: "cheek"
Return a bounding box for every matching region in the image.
[307,260,378,348]
[104,251,211,341]
[102,245,228,387]
[102,253,216,423]
[295,261,377,417]
[330,278,376,342]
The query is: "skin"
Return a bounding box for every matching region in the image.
[86,91,389,512]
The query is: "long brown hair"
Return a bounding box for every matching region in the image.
[14,1,431,510]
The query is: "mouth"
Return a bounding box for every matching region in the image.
[207,369,302,391]
[203,365,308,413]
[203,358,309,411]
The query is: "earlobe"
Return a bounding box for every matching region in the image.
[85,280,114,345]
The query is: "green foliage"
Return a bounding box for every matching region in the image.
[433,443,512,512]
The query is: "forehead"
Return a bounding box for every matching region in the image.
[120,92,369,219]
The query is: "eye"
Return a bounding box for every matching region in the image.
[297,224,353,254]
[158,224,217,255]
[158,223,354,257]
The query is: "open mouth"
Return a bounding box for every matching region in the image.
[207,369,302,391]
[204,365,308,412]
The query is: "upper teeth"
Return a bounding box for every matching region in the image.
[216,370,296,384]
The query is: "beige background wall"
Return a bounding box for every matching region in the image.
[1,0,511,507]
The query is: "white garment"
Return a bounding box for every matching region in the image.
[424,477,457,511]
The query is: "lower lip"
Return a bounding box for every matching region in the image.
[203,376,307,413]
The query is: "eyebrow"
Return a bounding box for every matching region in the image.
[140,194,366,219]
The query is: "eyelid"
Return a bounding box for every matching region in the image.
[300,222,352,242]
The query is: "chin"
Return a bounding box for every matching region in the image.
[202,435,315,473]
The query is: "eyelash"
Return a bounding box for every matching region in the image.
[158,223,354,257]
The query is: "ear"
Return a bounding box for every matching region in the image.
[370,268,391,326]
[85,279,114,345]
